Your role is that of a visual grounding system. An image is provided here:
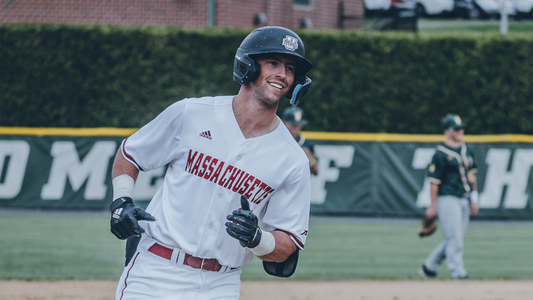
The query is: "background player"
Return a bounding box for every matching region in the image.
[418,114,479,279]
[281,107,318,175]
[108,26,313,299]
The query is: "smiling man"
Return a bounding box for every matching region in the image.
[108,26,313,299]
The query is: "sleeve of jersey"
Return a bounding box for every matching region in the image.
[121,100,187,171]
[260,162,311,250]
[427,152,444,185]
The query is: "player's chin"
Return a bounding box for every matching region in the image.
[275,90,292,103]
[266,89,285,100]
[257,95,280,108]
[280,89,291,99]
[267,89,286,103]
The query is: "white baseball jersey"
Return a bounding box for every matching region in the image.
[121,96,311,268]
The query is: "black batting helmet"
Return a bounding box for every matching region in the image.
[442,114,466,131]
[233,26,313,106]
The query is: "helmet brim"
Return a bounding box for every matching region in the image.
[444,124,466,131]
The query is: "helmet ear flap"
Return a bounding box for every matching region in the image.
[233,54,260,85]
[287,76,312,106]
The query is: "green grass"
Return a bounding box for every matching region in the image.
[243,218,533,280]
[0,212,532,280]
[0,212,127,280]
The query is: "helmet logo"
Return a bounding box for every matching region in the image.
[282,36,299,51]
[454,116,462,125]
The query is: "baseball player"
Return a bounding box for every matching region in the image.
[109,26,313,299]
[281,107,318,175]
[418,114,479,279]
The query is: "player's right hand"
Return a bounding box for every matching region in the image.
[425,205,437,219]
[110,197,156,240]
[225,195,262,248]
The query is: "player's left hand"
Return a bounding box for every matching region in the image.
[225,195,262,248]
[470,202,479,217]
[469,191,479,217]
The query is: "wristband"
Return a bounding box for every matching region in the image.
[470,190,479,204]
[251,231,275,257]
[112,174,135,200]
[110,196,133,212]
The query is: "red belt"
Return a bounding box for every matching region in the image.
[148,243,222,272]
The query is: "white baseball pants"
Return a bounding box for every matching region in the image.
[424,195,470,278]
[116,235,242,300]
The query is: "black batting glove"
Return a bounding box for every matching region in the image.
[225,195,262,248]
[110,197,156,240]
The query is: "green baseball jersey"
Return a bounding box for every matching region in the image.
[427,143,477,197]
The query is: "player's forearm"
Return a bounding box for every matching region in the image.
[112,149,139,180]
[257,230,297,263]
[426,183,439,218]
[429,184,439,206]
[470,175,480,216]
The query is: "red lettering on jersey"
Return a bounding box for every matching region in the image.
[191,153,204,175]
[224,168,242,189]
[218,165,234,187]
[204,158,218,180]
[186,149,272,205]
[232,172,248,192]
[250,182,267,203]
[245,178,262,199]
[198,155,211,178]
[238,175,255,194]
[252,186,274,204]
[185,150,198,173]
[209,161,225,183]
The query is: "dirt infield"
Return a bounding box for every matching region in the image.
[1,280,532,300]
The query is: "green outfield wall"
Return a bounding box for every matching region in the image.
[1,128,532,220]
